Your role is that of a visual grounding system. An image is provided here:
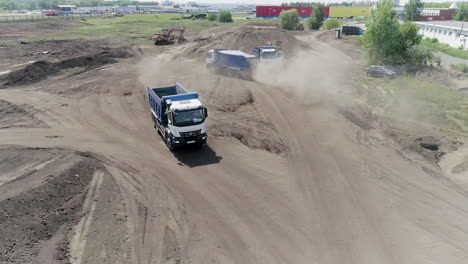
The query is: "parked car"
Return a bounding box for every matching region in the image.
[366,65,399,79]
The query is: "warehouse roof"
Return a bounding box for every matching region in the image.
[416,21,468,31]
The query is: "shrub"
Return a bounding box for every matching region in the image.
[324,19,340,30]
[280,9,300,30]
[430,37,438,43]
[307,17,321,30]
[451,63,468,73]
[218,10,233,22]
[208,13,217,21]
[308,3,325,30]
[405,44,433,65]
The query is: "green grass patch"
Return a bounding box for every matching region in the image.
[422,38,468,60]
[450,63,468,73]
[2,13,251,46]
[62,66,87,76]
[365,76,468,132]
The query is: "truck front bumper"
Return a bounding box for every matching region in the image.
[172,133,207,146]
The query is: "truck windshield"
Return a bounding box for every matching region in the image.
[173,109,205,127]
[261,52,276,59]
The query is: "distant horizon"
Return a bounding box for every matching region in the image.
[135,0,462,3]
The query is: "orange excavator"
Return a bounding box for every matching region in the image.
[152,27,187,45]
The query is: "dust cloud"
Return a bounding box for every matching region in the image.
[252,47,354,106]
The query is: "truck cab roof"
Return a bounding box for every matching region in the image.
[171,99,202,111]
[260,48,276,53]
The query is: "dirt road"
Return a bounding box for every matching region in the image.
[1,27,468,264]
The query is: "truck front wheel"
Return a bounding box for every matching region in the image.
[165,134,175,151]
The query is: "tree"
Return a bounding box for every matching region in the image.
[38,0,51,9]
[454,2,468,21]
[218,10,233,22]
[324,19,340,30]
[404,0,423,21]
[307,3,324,30]
[363,0,429,65]
[280,9,300,30]
[363,0,404,64]
[208,13,217,21]
[400,22,422,50]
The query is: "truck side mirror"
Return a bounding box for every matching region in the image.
[204,107,208,118]
[167,112,172,124]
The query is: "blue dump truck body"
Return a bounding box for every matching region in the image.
[206,49,255,74]
[207,47,281,78]
[148,84,199,123]
[148,83,208,150]
[215,50,253,70]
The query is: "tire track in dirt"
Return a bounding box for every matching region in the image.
[1,27,468,264]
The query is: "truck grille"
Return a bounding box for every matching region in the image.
[180,130,201,138]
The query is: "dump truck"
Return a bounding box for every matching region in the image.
[148,83,208,150]
[252,46,283,62]
[206,49,256,78]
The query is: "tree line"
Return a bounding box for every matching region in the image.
[0,0,158,11]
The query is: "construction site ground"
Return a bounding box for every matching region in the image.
[0,20,468,264]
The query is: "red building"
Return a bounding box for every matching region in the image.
[416,8,456,21]
[256,6,330,18]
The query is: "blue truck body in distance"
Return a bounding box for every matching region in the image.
[206,49,256,71]
[148,83,208,150]
[206,46,282,78]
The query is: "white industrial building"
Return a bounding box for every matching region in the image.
[416,21,468,50]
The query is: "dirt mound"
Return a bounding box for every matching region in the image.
[0,99,48,128]
[386,129,462,164]
[210,114,287,154]
[221,26,301,54]
[205,84,286,154]
[0,147,103,263]
[414,66,467,86]
[3,61,60,85]
[179,25,301,61]
[3,48,132,86]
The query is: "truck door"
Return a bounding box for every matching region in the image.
[206,51,215,65]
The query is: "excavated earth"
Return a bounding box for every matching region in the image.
[0,24,467,264]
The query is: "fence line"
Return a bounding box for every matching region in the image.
[0,13,121,23]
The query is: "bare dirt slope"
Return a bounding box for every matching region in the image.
[0,26,467,264]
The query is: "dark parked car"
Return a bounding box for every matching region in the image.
[366,65,399,79]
